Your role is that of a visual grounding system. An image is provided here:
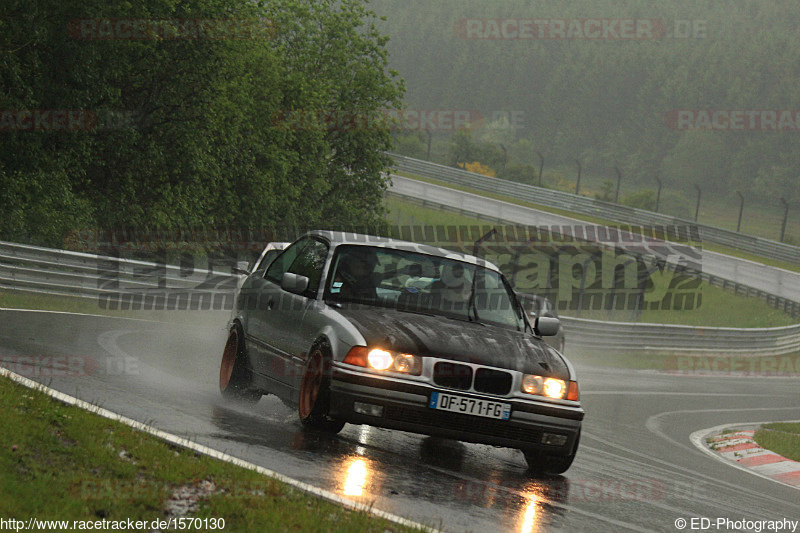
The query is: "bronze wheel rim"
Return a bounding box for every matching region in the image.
[299,350,323,419]
[219,330,238,391]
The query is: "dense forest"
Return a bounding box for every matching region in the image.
[0,0,403,246]
[370,0,800,208]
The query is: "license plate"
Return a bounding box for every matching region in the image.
[429,392,511,420]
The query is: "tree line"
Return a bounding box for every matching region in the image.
[0,0,404,246]
[369,0,800,207]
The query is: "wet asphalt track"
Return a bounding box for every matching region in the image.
[1,308,798,532]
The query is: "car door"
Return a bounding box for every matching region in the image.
[244,238,305,385]
[250,237,329,387]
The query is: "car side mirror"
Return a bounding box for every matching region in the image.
[232,260,251,276]
[535,316,560,337]
[281,272,309,295]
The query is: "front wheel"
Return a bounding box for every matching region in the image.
[522,429,580,475]
[219,326,261,405]
[298,345,345,433]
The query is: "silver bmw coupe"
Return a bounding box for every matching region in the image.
[219,230,583,474]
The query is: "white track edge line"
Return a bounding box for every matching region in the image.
[0,366,435,532]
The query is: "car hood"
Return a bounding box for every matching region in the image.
[335,307,570,379]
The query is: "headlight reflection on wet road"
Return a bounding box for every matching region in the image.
[342,457,370,497]
[518,493,540,533]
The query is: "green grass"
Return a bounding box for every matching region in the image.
[391,170,800,273]
[754,423,800,463]
[0,375,423,531]
[384,195,798,328]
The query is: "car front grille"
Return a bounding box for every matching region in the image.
[433,362,472,390]
[432,361,514,396]
[474,368,513,395]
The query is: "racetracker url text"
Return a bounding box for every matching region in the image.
[0,517,225,531]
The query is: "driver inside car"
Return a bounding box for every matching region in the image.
[334,248,379,302]
[432,261,472,311]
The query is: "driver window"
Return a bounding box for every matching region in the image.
[286,239,328,297]
[265,238,307,284]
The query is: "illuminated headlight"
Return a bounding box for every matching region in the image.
[521,375,579,401]
[343,346,422,375]
[367,349,393,370]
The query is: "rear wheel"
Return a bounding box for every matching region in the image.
[298,343,345,433]
[522,429,580,475]
[219,326,261,405]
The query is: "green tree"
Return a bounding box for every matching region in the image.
[0,0,404,245]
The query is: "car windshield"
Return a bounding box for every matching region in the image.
[326,245,525,330]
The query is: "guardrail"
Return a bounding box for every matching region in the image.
[388,153,800,265]
[0,241,240,310]
[560,316,800,356]
[3,239,800,356]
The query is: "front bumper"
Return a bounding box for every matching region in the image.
[329,365,583,455]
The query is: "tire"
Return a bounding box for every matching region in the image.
[298,342,345,433]
[219,325,261,405]
[522,429,580,475]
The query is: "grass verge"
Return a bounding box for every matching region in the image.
[391,171,800,274]
[754,423,800,462]
[0,374,423,531]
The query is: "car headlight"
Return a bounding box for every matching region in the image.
[521,374,579,401]
[343,346,422,376]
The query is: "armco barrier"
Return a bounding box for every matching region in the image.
[2,240,800,355]
[0,241,240,307]
[387,153,800,265]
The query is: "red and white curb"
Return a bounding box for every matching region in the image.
[690,423,800,489]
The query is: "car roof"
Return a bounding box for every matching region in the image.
[305,230,501,272]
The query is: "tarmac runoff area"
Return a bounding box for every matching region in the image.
[691,422,800,489]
